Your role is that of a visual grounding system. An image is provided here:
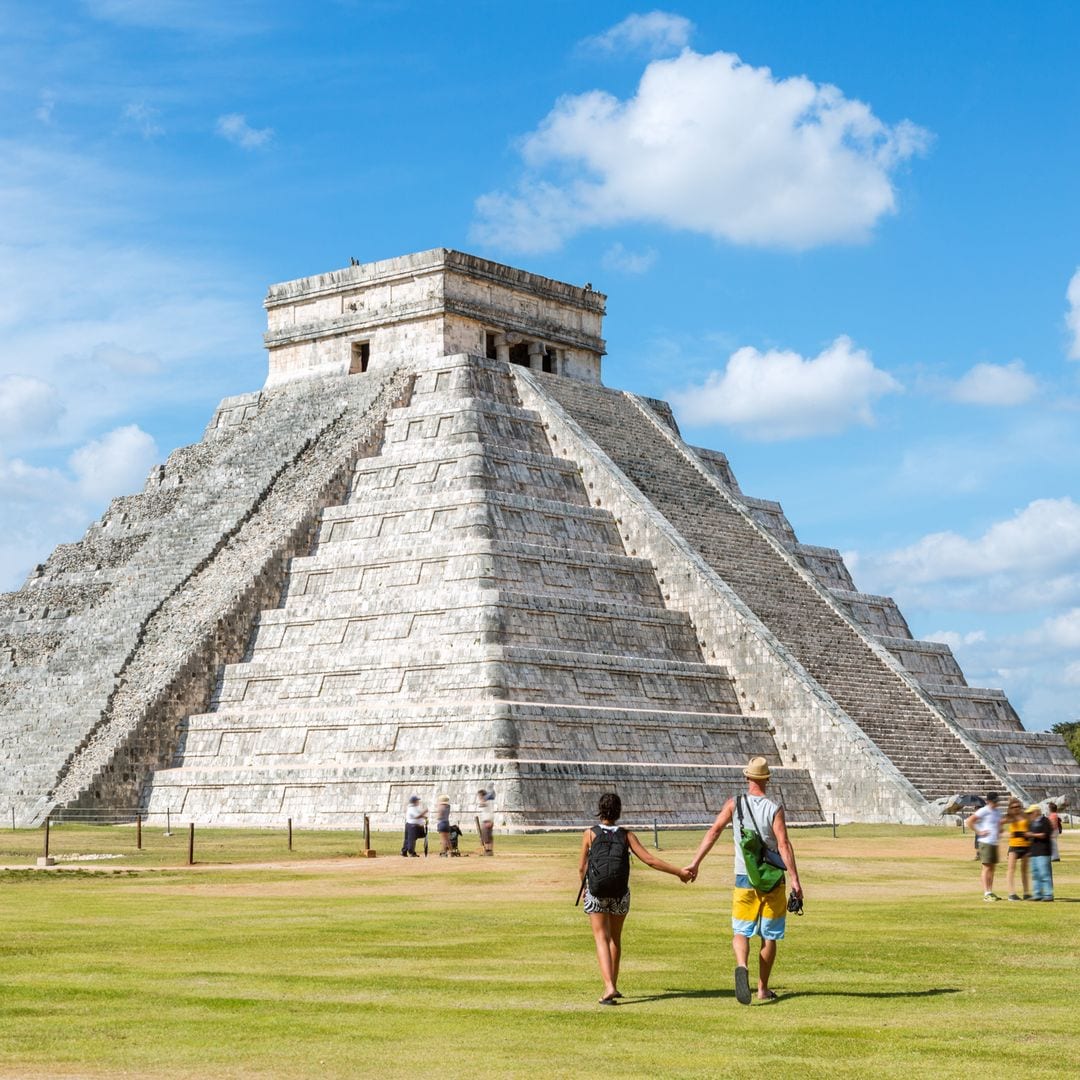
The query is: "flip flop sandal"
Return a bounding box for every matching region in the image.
[734,965,752,1005]
[758,990,778,1002]
[598,995,619,1006]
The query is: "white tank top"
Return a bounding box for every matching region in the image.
[732,794,780,877]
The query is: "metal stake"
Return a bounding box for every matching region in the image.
[165,807,172,837]
[832,812,837,839]
[136,814,142,850]
[653,818,660,850]
[187,822,195,866]
[288,817,293,851]
[44,816,50,859]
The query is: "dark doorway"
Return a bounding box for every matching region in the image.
[349,341,370,374]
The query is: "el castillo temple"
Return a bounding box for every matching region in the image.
[3,249,1078,830]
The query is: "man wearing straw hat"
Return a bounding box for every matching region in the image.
[684,756,803,1004]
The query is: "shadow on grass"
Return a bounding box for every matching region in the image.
[781,987,962,1000]
[623,987,961,1005]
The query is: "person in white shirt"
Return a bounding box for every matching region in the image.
[477,788,495,856]
[401,795,428,857]
[965,792,1002,900]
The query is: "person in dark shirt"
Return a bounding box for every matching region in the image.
[1026,805,1054,901]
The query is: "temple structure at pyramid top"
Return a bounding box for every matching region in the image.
[1,248,1077,830]
[263,248,607,387]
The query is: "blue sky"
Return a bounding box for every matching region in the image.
[1,1,1078,729]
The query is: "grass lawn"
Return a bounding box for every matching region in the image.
[0,823,1077,1079]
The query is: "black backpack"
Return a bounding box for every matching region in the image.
[587,825,630,898]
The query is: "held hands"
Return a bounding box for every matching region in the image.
[679,865,698,883]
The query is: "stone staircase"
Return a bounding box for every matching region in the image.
[534,374,1010,802]
[142,355,821,828]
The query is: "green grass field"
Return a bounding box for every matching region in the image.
[1,823,1076,1079]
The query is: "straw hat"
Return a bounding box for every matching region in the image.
[1026,804,1042,815]
[436,794,450,805]
[743,756,771,781]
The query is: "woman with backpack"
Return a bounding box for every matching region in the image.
[578,792,692,1005]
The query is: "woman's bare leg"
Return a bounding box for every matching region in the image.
[608,913,626,991]
[589,913,618,999]
[1007,851,1017,894]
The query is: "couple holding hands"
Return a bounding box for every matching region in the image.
[578,757,803,1006]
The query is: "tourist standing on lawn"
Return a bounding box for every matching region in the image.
[477,788,495,856]
[578,792,692,1005]
[683,756,803,1005]
[401,795,427,857]
[1004,797,1032,900]
[435,794,452,856]
[1026,804,1054,901]
[966,791,1002,901]
[1046,802,1063,863]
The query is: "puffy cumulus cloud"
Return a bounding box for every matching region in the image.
[864,498,1080,600]
[948,360,1037,406]
[216,113,273,150]
[1036,608,1080,650]
[0,452,66,503]
[601,242,657,274]
[472,49,930,253]
[668,335,901,439]
[1067,268,1080,360]
[0,374,63,442]
[68,425,158,504]
[580,11,693,57]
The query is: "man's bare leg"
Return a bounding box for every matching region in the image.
[733,933,750,966]
[757,939,777,998]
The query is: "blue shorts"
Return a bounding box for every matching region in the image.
[732,874,786,940]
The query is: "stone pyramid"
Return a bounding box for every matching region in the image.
[2,249,1077,829]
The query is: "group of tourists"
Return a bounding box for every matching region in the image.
[578,756,802,1006]
[966,792,1063,901]
[400,788,495,857]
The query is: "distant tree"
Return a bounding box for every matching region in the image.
[1051,721,1080,763]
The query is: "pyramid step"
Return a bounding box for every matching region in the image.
[314,490,624,554]
[282,537,664,607]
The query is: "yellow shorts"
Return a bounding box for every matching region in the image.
[732,879,787,940]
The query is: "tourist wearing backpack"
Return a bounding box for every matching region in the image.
[683,757,804,1005]
[578,792,693,1005]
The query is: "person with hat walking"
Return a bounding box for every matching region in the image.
[683,756,803,1005]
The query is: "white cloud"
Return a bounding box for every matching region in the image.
[926,629,987,649]
[216,112,273,149]
[580,11,693,57]
[1067,267,1080,360]
[0,375,64,442]
[868,498,1080,585]
[123,102,164,139]
[1036,608,1080,650]
[1064,660,1080,686]
[89,343,163,375]
[669,335,901,439]
[472,48,930,253]
[69,425,158,503]
[948,360,1037,406]
[601,242,657,274]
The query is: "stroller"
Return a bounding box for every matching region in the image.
[448,823,464,856]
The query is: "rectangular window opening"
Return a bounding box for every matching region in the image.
[485,332,498,360]
[349,341,371,374]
